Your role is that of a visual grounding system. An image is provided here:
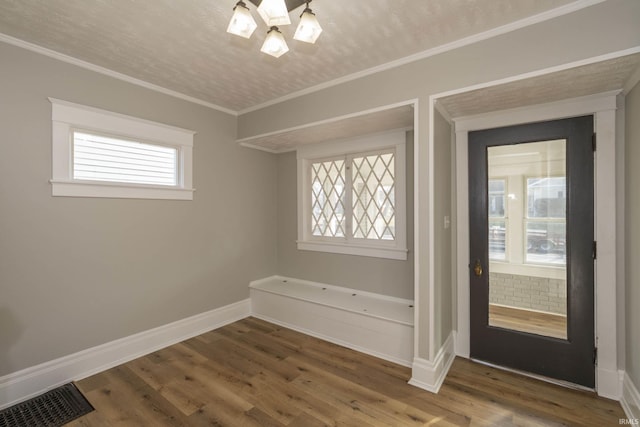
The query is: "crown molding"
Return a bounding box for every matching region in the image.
[0,32,238,117]
[0,0,607,116]
[237,0,606,115]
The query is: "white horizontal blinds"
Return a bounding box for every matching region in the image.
[310,158,346,237]
[73,131,177,186]
[352,151,396,240]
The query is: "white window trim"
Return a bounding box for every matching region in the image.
[297,129,408,260]
[49,98,196,200]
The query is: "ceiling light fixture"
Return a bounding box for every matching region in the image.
[227,0,322,58]
[226,0,258,39]
[257,0,291,26]
[261,26,289,58]
[293,4,322,43]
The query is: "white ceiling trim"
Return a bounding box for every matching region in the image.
[0,32,237,117]
[237,0,606,115]
[0,0,608,116]
[242,125,415,154]
[452,90,621,131]
[238,142,280,154]
[431,47,640,104]
[236,99,417,145]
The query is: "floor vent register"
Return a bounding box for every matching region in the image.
[0,383,94,426]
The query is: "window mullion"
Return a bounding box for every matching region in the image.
[176,146,183,187]
[345,154,354,243]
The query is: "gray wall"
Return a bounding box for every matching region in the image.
[625,81,640,388]
[275,133,414,300]
[433,109,452,349]
[0,42,277,377]
[239,0,640,359]
[2,0,637,381]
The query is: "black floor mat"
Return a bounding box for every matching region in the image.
[0,383,94,427]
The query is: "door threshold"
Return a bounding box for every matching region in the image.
[470,358,595,393]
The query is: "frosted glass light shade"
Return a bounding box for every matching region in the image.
[227,1,257,38]
[257,0,291,26]
[260,26,289,58]
[293,8,322,43]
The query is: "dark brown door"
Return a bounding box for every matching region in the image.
[469,116,595,388]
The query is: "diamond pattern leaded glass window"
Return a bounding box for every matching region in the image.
[298,130,406,259]
[352,152,395,240]
[311,159,346,237]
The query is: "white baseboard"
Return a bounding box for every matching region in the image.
[621,372,640,422]
[408,332,455,393]
[0,299,250,410]
[597,367,623,400]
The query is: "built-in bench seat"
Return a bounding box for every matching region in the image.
[249,276,414,366]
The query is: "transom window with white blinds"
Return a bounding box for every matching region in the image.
[50,98,195,200]
[72,131,178,186]
[297,130,408,260]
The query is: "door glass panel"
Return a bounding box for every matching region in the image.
[487,140,567,339]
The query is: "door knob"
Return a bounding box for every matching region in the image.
[473,260,483,277]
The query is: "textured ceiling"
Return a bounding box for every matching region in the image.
[438,53,640,118]
[243,53,640,152]
[0,0,575,112]
[238,105,414,152]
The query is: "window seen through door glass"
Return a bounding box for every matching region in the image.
[525,177,566,265]
[489,179,506,261]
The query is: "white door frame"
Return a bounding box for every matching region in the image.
[450,91,622,399]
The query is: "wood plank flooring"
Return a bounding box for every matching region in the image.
[69,317,624,426]
[489,304,567,339]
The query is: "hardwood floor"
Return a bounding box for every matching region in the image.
[489,303,567,339]
[69,317,624,426]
